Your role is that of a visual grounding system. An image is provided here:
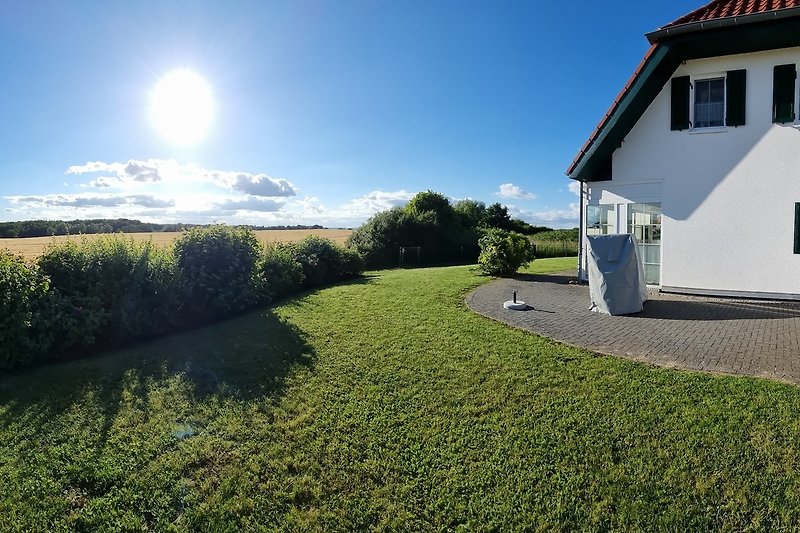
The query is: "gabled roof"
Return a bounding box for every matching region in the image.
[663,0,800,29]
[567,0,800,181]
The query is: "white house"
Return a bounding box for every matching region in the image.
[568,0,800,299]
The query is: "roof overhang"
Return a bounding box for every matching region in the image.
[567,11,800,182]
[647,6,800,44]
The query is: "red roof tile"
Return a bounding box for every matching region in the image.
[662,0,800,29]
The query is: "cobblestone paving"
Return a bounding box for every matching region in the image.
[466,272,800,385]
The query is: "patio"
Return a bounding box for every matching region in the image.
[466,272,800,385]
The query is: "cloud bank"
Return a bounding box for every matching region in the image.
[507,203,579,228]
[68,159,298,197]
[6,193,175,209]
[3,156,582,229]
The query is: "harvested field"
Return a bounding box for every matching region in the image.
[0,228,353,260]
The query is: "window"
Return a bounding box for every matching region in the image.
[794,203,800,255]
[587,205,615,235]
[670,70,746,131]
[773,64,797,124]
[694,78,725,128]
[627,203,661,285]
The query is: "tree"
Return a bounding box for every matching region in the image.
[406,190,455,221]
[453,199,486,229]
[484,203,512,230]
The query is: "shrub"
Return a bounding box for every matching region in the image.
[289,236,363,288]
[478,229,535,276]
[37,239,106,349]
[37,236,181,348]
[347,207,419,267]
[0,251,52,369]
[257,244,304,303]
[347,204,479,269]
[174,226,262,319]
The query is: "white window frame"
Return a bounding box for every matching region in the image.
[690,72,727,133]
[626,201,663,286]
[586,204,616,235]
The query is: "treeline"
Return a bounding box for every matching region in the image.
[532,228,579,242]
[346,191,562,268]
[0,219,327,238]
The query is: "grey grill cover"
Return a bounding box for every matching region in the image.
[586,234,647,315]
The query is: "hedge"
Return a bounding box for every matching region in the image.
[1,228,363,370]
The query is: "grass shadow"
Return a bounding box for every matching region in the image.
[0,306,315,449]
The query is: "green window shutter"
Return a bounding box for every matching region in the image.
[795,203,800,255]
[726,69,746,126]
[670,76,690,131]
[773,64,796,124]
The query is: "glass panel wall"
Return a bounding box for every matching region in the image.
[627,202,662,284]
[587,205,615,235]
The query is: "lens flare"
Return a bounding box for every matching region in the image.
[149,69,214,145]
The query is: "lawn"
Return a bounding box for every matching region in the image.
[2,257,800,530]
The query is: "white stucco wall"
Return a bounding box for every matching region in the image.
[585,46,800,297]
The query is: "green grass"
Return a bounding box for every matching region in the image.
[2,257,800,530]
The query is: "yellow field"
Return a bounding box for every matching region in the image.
[0,229,353,261]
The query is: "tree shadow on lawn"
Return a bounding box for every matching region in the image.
[0,305,316,449]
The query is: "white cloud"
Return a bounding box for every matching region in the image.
[210,172,297,197]
[2,180,420,229]
[126,195,176,208]
[235,190,415,229]
[67,159,298,197]
[5,193,176,209]
[211,196,283,212]
[568,180,581,196]
[338,190,414,217]
[121,160,163,182]
[67,159,167,186]
[507,202,579,229]
[66,161,116,175]
[497,183,536,200]
[85,177,116,188]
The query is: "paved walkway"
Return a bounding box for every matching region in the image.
[466,272,800,385]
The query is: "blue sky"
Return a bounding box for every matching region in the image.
[1,0,701,228]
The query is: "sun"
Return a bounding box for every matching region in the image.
[149,69,215,145]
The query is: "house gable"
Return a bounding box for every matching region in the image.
[567,1,800,182]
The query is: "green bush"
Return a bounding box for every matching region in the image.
[289,236,363,288]
[36,240,104,349]
[0,251,51,369]
[174,226,262,319]
[37,236,181,348]
[257,244,304,303]
[347,201,479,269]
[478,229,535,276]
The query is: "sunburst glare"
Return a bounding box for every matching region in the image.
[149,69,215,145]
